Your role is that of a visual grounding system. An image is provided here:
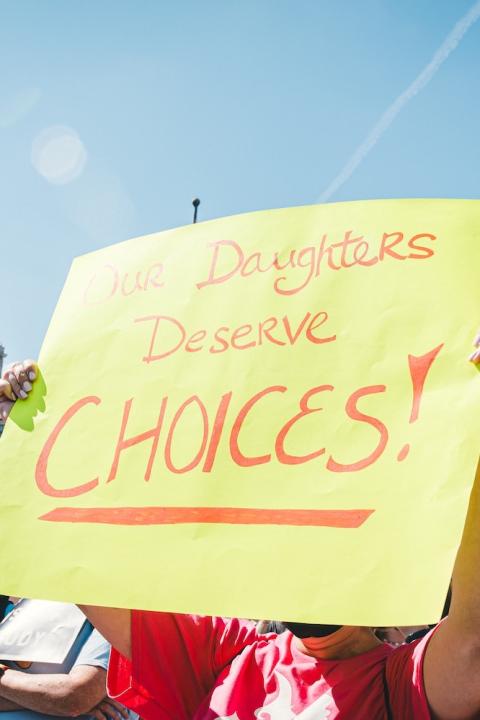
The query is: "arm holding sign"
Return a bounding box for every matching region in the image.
[416,331,480,720]
[77,608,131,662]
[423,461,480,720]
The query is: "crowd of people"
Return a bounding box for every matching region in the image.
[0,339,478,719]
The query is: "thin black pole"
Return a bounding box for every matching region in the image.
[192,197,200,224]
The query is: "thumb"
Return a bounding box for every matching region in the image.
[0,379,14,401]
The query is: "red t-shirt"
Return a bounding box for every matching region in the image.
[107,612,433,719]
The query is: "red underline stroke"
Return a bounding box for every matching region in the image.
[39,506,374,528]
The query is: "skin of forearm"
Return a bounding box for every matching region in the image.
[79,605,131,660]
[0,697,24,711]
[450,458,480,629]
[0,669,104,717]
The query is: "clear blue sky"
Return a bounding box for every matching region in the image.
[1,0,479,363]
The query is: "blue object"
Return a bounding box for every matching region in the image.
[0,613,136,720]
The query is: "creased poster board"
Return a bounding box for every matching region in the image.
[1,199,479,625]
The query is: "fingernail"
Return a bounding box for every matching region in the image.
[28,371,36,381]
[23,381,32,392]
[19,390,27,399]
[475,332,480,346]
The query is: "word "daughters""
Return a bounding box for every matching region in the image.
[197,230,436,296]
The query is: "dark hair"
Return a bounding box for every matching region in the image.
[272,622,342,638]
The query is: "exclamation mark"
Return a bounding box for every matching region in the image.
[397,343,444,462]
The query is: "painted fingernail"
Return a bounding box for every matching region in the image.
[23,381,32,392]
[475,332,480,346]
[28,371,36,381]
[19,390,27,399]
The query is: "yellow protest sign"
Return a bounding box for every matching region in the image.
[1,199,479,625]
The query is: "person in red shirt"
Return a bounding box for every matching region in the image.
[2,334,480,719]
[105,613,433,719]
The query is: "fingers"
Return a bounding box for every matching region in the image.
[0,379,14,402]
[90,709,107,720]
[102,699,129,719]
[6,367,25,400]
[21,359,37,383]
[0,359,38,425]
[2,361,37,400]
[470,331,480,365]
[91,699,129,720]
[108,699,129,718]
[0,378,15,422]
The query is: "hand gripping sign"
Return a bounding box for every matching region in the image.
[1,199,479,626]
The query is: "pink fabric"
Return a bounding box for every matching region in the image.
[107,612,432,719]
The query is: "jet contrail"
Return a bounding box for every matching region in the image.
[318,1,480,203]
